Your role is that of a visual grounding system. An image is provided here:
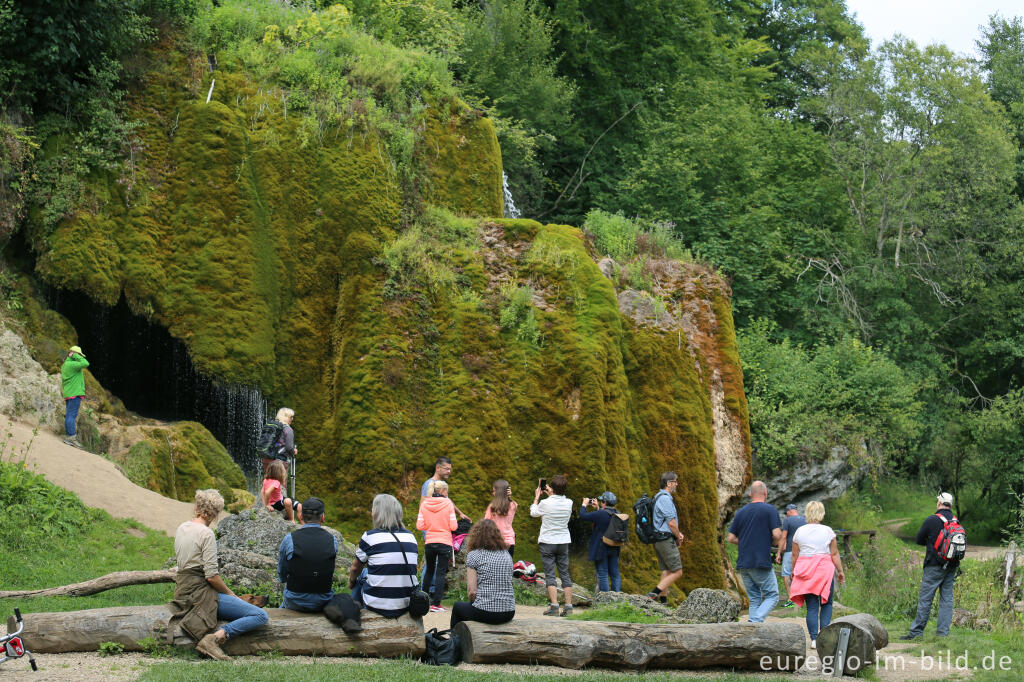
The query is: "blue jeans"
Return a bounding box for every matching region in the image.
[217,593,268,639]
[64,397,82,437]
[351,568,368,606]
[804,581,835,639]
[909,564,958,636]
[739,567,779,623]
[594,552,621,592]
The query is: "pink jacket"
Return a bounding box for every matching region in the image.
[417,496,457,545]
[789,553,836,606]
[484,500,517,547]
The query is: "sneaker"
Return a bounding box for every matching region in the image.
[196,633,230,661]
[63,437,84,449]
[899,633,921,641]
[781,600,796,608]
[810,639,816,649]
[560,606,574,617]
[646,591,661,600]
[542,604,560,616]
[658,596,667,604]
[429,605,445,612]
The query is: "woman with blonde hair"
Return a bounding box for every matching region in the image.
[261,407,297,474]
[788,500,846,649]
[417,479,458,612]
[169,489,268,660]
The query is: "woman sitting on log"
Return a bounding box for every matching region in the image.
[788,500,845,649]
[169,489,269,660]
[332,494,419,632]
[451,519,516,628]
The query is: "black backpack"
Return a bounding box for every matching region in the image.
[257,420,285,459]
[602,509,630,546]
[633,492,672,544]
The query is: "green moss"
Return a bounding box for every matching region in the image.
[132,422,245,505]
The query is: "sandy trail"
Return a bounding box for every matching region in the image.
[1,415,193,536]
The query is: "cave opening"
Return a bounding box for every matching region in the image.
[45,287,265,477]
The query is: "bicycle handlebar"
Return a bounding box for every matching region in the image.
[13,608,21,622]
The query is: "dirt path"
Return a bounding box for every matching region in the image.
[1,415,193,536]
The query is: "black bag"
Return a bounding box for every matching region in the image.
[602,509,630,546]
[323,594,351,626]
[390,532,430,618]
[424,628,461,666]
[257,420,285,459]
[633,492,672,544]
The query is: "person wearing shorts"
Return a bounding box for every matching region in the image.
[647,472,685,602]
[531,474,574,616]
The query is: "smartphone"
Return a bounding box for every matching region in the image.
[539,478,546,491]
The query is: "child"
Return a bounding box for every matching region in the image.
[261,460,302,523]
[484,479,517,557]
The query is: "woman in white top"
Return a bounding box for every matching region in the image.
[530,474,574,616]
[789,501,846,648]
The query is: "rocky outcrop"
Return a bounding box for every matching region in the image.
[761,445,864,509]
[0,323,63,430]
[216,505,358,572]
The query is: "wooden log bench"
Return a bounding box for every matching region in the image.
[7,606,424,658]
[453,619,807,671]
[816,613,889,676]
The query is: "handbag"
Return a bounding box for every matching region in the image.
[390,531,430,618]
[423,627,462,666]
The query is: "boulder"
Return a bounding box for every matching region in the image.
[761,444,865,509]
[591,591,675,618]
[673,588,741,624]
[0,325,63,430]
[521,574,593,606]
[216,505,359,571]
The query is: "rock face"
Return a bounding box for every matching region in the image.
[0,323,63,430]
[23,41,751,594]
[761,445,863,509]
[673,588,741,624]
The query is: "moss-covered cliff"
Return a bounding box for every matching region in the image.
[22,42,749,595]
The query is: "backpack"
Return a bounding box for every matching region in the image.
[633,492,672,544]
[602,510,630,546]
[933,513,967,564]
[257,420,286,460]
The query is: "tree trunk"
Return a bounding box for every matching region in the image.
[0,570,176,599]
[453,619,806,671]
[816,613,889,675]
[9,606,424,658]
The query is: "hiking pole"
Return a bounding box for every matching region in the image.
[290,454,296,500]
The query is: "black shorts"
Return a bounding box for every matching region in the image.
[272,499,299,512]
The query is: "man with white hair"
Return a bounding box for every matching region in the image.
[727,480,782,622]
[900,492,964,640]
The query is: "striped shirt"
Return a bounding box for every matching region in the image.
[356,528,418,617]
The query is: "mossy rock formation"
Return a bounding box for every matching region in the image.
[24,46,749,593]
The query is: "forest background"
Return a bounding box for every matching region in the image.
[3,0,1024,542]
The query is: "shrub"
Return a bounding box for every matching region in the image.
[98,641,126,657]
[499,283,541,346]
[0,459,93,550]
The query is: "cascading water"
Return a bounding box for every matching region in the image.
[502,172,522,219]
[45,288,267,482]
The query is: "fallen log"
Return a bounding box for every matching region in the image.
[453,619,805,671]
[9,606,424,658]
[0,570,176,599]
[816,613,889,675]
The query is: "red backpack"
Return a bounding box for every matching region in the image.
[933,513,967,564]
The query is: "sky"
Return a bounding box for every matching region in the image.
[845,0,1023,57]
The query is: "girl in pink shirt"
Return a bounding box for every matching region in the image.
[484,479,517,557]
[261,460,301,523]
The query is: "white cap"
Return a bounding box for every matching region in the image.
[937,492,953,506]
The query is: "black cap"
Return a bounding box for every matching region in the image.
[785,503,798,511]
[302,497,325,516]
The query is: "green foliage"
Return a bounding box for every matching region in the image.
[0,460,93,549]
[377,207,478,299]
[499,283,542,346]
[98,641,126,657]
[739,319,923,472]
[565,602,663,623]
[582,210,688,263]
[337,0,462,55]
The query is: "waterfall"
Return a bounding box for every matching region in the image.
[502,172,521,219]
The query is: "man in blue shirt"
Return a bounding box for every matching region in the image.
[776,503,806,607]
[727,481,782,622]
[418,457,470,591]
[646,472,686,603]
[278,497,338,612]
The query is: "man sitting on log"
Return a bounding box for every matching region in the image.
[278,497,338,612]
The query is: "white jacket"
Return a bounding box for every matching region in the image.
[530,495,573,544]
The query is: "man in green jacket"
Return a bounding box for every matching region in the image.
[61,345,89,449]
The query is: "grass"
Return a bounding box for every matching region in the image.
[137,657,781,681]
[566,602,662,624]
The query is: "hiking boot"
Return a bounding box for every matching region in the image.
[560,606,574,617]
[542,604,560,616]
[63,436,84,449]
[899,633,921,641]
[196,633,230,661]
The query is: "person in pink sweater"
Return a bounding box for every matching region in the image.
[417,480,458,611]
[788,501,846,649]
[483,479,517,557]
